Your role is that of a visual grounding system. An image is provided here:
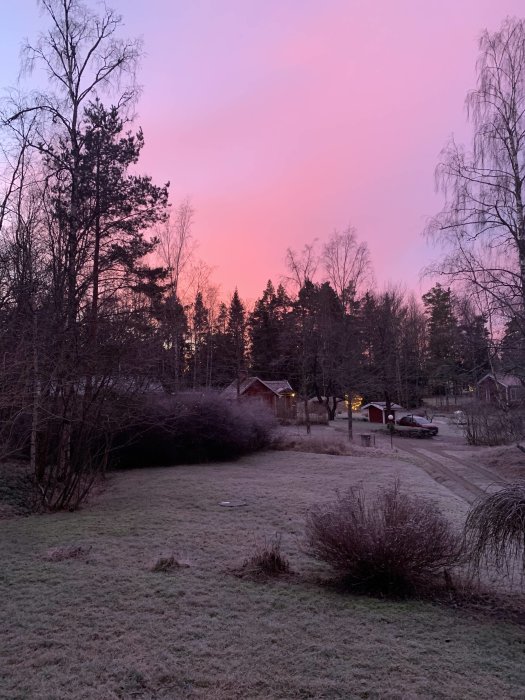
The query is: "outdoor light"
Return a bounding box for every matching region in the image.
[387,414,394,448]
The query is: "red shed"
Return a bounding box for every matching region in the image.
[361,402,403,424]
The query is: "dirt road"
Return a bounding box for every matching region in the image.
[328,416,509,505]
[394,440,507,504]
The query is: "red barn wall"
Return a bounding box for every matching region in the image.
[368,406,383,423]
[243,382,275,407]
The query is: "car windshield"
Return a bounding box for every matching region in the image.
[412,416,431,424]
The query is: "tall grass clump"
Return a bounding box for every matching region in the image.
[110,392,277,469]
[465,483,525,579]
[235,534,291,580]
[305,483,464,596]
[150,553,190,572]
[273,433,354,456]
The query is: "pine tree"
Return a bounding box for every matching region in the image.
[190,291,209,389]
[208,302,230,387]
[44,100,168,397]
[249,280,292,378]
[226,289,246,395]
[156,292,188,392]
[422,284,461,395]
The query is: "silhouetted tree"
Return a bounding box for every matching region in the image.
[358,289,410,409]
[249,280,292,379]
[1,0,168,509]
[428,17,525,349]
[226,289,247,395]
[190,290,209,389]
[422,284,461,396]
[322,226,372,313]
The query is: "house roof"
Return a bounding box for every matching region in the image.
[361,402,403,411]
[261,379,294,394]
[477,373,523,387]
[222,376,294,397]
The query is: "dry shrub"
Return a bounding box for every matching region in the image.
[463,403,525,446]
[272,433,378,456]
[275,434,351,455]
[150,553,190,572]
[305,483,464,596]
[484,445,525,480]
[465,483,525,579]
[234,535,291,580]
[44,544,91,561]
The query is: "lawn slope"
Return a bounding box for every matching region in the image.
[1,452,524,699]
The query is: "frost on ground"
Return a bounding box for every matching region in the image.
[2,448,524,699]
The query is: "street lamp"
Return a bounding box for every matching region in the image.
[387,413,394,448]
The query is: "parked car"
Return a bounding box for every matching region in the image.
[396,415,439,435]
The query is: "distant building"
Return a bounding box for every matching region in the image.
[476,373,525,405]
[222,376,296,420]
[361,402,403,424]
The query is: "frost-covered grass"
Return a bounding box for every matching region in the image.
[1,452,524,699]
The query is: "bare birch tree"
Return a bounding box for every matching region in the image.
[157,197,195,298]
[322,226,372,440]
[322,226,372,312]
[284,241,319,291]
[427,17,525,332]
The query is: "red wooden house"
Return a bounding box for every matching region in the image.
[476,373,525,405]
[222,376,296,420]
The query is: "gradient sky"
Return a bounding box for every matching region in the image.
[2,0,525,304]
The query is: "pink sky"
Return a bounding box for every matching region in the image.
[2,0,525,304]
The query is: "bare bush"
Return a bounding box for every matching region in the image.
[111,392,277,469]
[234,535,291,580]
[305,483,464,596]
[465,484,525,579]
[463,403,525,446]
